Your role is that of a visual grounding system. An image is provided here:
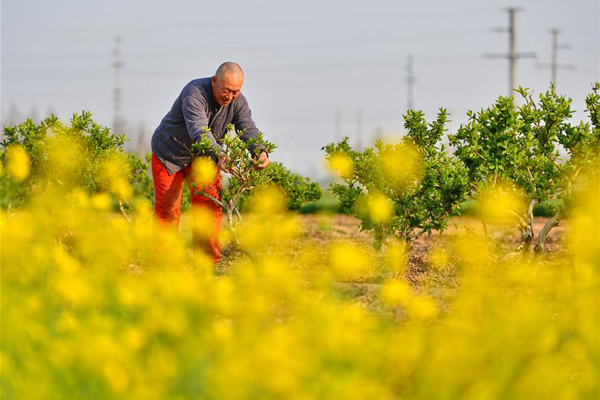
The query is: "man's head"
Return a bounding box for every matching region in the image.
[212,62,244,107]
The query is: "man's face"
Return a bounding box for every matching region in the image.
[211,73,243,107]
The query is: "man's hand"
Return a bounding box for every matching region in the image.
[256,151,270,170]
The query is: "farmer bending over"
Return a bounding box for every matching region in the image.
[151,62,269,263]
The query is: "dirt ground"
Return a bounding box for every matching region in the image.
[297,213,567,255]
[212,214,568,312]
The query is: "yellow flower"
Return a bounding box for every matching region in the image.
[429,247,451,271]
[329,242,373,280]
[367,192,394,223]
[407,296,439,321]
[6,144,30,181]
[192,156,217,185]
[91,192,113,211]
[326,152,354,179]
[99,154,133,201]
[112,178,133,201]
[379,142,422,189]
[381,279,412,307]
[103,359,129,394]
[53,273,96,308]
[479,183,525,225]
[384,241,408,275]
[247,186,287,216]
[191,204,218,241]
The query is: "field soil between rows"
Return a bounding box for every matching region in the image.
[297,213,567,255]
[204,213,568,312]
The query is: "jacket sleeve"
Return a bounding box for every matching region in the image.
[232,94,266,157]
[182,87,222,157]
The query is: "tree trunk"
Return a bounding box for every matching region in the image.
[534,210,560,253]
[481,214,489,239]
[519,199,536,252]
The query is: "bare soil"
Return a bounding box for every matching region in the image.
[213,214,568,312]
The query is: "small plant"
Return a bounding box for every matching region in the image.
[449,84,600,252]
[324,109,470,250]
[0,112,153,215]
[192,124,321,247]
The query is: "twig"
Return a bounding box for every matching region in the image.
[194,190,224,208]
[118,200,132,223]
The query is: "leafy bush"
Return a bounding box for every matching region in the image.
[0,112,153,211]
[324,109,470,249]
[192,124,321,245]
[449,84,600,251]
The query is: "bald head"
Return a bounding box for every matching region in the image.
[212,62,244,106]
[215,62,244,82]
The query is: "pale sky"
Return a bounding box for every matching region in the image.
[2,0,599,179]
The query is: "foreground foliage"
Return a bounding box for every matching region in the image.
[2,136,598,399]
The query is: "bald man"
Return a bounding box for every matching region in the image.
[151,62,269,263]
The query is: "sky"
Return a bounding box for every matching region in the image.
[2,0,599,179]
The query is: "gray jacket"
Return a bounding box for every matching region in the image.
[151,77,261,175]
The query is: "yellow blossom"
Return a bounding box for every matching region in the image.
[99,154,133,201]
[479,183,526,225]
[326,152,354,179]
[367,192,394,223]
[91,192,113,211]
[191,204,218,241]
[329,242,375,280]
[429,247,451,271]
[379,142,422,189]
[384,241,408,275]
[6,145,30,181]
[247,186,287,216]
[407,295,439,321]
[192,156,217,185]
[103,359,130,394]
[381,279,412,307]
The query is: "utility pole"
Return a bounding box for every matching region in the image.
[405,54,415,111]
[113,36,125,134]
[335,108,342,142]
[136,121,148,156]
[537,29,575,87]
[356,108,363,151]
[484,7,536,97]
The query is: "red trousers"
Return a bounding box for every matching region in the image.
[152,154,222,263]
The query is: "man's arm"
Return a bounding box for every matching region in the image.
[182,88,222,161]
[232,94,269,168]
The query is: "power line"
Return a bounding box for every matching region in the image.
[484,7,536,97]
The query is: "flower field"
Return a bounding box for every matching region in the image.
[1,85,599,399]
[2,172,598,399]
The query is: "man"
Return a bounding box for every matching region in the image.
[151,62,269,263]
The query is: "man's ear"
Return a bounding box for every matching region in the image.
[211,76,217,86]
